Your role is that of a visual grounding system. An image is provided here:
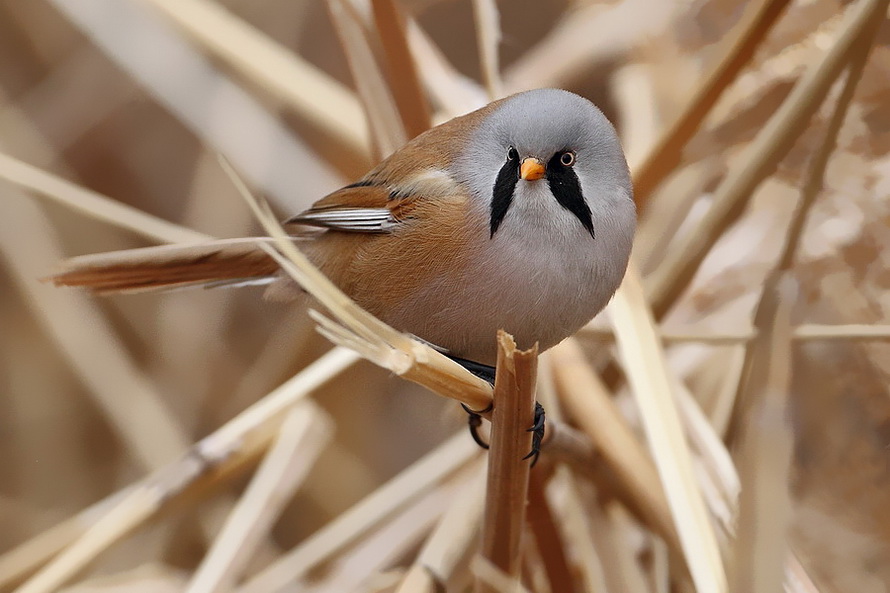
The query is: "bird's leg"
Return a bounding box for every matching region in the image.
[522,402,546,467]
[448,354,545,465]
[461,402,492,450]
[447,354,497,450]
[446,355,497,384]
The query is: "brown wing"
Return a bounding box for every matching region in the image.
[287,98,501,233]
[286,182,421,233]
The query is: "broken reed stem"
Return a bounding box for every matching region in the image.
[475,331,537,593]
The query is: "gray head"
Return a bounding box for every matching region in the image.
[453,88,634,240]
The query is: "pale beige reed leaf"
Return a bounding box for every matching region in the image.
[0,151,209,244]
[610,261,727,593]
[471,0,503,100]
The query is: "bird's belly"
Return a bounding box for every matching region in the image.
[380,234,609,366]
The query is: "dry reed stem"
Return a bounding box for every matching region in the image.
[298,480,459,593]
[646,0,890,317]
[298,482,459,593]
[406,19,487,118]
[471,0,502,100]
[471,557,532,593]
[672,380,740,533]
[143,0,371,159]
[371,0,433,137]
[3,349,358,593]
[394,567,438,593]
[394,463,487,593]
[502,0,674,92]
[593,503,653,593]
[50,0,344,210]
[775,25,879,273]
[785,553,823,593]
[184,405,333,593]
[611,262,727,593]
[526,471,574,593]
[0,493,128,591]
[0,195,189,471]
[706,346,748,440]
[730,20,878,443]
[0,151,209,244]
[475,332,537,593]
[545,467,610,593]
[326,0,407,160]
[582,324,890,344]
[239,432,479,593]
[548,339,680,552]
[632,0,792,206]
[729,273,796,593]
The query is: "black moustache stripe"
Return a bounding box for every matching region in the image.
[490,156,520,237]
[546,153,594,238]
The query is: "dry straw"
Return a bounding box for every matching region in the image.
[2,0,889,591]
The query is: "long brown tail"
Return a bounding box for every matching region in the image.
[50,238,281,294]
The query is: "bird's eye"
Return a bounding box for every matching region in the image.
[560,151,576,167]
[506,146,518,161]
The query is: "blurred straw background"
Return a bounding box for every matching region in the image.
[1,0,889,591]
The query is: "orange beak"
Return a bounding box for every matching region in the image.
[520,158,545,181]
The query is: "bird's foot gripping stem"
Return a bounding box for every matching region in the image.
[461,401,545,467]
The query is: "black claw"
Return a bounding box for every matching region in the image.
[447,355,545,465]
[461,403,490,450]
[522,402,546,467]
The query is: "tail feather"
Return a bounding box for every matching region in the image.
[50,238,281,295]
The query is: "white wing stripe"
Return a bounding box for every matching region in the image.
[290,208,397,232]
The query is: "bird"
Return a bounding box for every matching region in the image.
[53,88,636,374]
